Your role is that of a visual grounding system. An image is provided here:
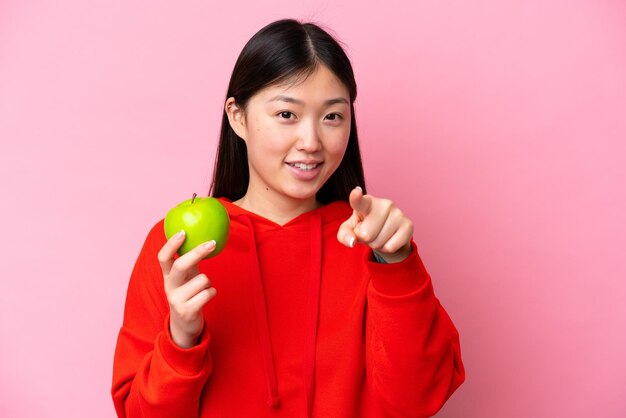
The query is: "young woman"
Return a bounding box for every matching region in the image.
[112,18,465,418]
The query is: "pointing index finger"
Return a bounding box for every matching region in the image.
[349,186,373,217]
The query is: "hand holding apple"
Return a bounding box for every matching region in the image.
[164,193,230,259]
[159,193,230,348]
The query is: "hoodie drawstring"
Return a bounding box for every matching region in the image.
[304,212,322,416]
[240,215,280,407]
[239,213,323,416]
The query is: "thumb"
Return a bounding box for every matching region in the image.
[337,209,360,248]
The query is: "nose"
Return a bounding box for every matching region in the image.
[296,120,322,153]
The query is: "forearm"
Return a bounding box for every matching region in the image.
[113,317,212,417]
[365,244,465,416]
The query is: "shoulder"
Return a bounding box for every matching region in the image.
[139,218,167,256]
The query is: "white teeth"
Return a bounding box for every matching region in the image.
[290,163,319,170]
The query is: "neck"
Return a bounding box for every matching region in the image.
[233,189,321,226]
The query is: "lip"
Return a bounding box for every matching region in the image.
[285,160,323,165]
[285,161,323,181]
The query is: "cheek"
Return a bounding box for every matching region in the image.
[326,128,351,157]
[247,121,292,157]
[247,117,273,144]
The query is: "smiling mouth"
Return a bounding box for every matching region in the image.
[286,162,322,171]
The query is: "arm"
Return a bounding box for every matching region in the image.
[111,221,213,418]
[364,241,466,417]
[337,187,466,415]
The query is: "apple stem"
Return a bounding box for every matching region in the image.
[192,192,197,204]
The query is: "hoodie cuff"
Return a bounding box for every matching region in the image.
[157,313,211,376]
[367,241,429,296]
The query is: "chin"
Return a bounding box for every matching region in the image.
[284,187,320,202]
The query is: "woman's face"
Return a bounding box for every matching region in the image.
[226,64,351,209]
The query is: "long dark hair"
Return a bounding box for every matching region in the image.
[209,18,366,203]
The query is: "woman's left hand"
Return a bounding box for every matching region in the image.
[337,186,414,263]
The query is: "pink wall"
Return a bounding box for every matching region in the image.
[1,1,625,417]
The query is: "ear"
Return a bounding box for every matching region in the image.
[224,97,247,141]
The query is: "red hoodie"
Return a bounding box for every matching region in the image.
[111,198,465,417]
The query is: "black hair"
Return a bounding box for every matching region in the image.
[209,18,366,203]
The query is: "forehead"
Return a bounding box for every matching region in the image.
[254,65,350,104]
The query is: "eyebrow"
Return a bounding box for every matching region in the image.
[268,95,349,106]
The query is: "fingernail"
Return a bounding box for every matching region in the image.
[348,236,356,248]
[175,230,186,240]
[355,186,362,192]
[204,240,216,250]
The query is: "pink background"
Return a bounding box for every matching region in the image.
[1,0,625,417]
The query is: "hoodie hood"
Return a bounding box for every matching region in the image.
[217,198,352,415]
[219,198,351,233]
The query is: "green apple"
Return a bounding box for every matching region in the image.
[164,193,230,259]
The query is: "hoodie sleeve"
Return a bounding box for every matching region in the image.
[364,240,466,417]
[111,221,213,418]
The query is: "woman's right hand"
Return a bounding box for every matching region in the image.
[158,230,218,349]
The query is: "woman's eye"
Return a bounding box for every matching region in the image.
[278,111,294,119]
[325,113,343,121]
